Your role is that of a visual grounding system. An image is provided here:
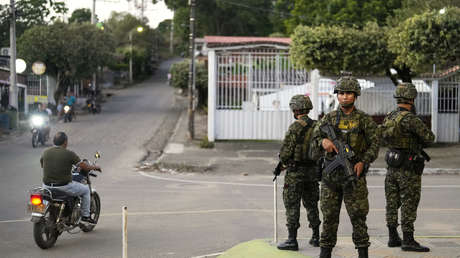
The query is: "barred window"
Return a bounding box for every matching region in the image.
[438,84,458,113]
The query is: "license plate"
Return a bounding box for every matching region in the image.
[28,203,46,214]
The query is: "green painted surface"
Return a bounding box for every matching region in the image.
[218,239,311,258]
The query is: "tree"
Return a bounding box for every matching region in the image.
[68,8,92,24]
[163,0,275,52]
[388,7,460,73]
[273,0,403,34]
[104,12,157,79]
[0,0,67,47]
[290,22,394,77]
[17,22,115,101]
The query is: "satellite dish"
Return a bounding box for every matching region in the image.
[16,59,26,73]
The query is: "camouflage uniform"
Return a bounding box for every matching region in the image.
[276,94,320,251]
[280,115,321,231]
[382,108,434,233]
[312,108,379,249]
[380,83,435,238]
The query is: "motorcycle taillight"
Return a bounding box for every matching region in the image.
[30,194,43,205]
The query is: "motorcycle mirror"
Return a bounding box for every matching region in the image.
[95,151,101,159]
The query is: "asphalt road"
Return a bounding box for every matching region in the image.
[1,60,460,258]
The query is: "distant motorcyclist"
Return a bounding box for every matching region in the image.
[40,132,101,224]
[38,103,52,139]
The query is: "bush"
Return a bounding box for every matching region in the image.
[169,59,208,108]
[199,136,214,149]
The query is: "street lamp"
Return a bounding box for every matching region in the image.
[129,26,144,84]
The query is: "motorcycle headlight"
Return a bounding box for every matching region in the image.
[64,105,70,112]
[30,116,44,127]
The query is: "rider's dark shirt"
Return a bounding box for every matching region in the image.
[41,146,80,185]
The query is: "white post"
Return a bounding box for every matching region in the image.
[9,0,19,127]
[273,178,278,244]
[122,206,128,258]
[431,79,439,142]
[310,69,320,120]
[207,50,216,142]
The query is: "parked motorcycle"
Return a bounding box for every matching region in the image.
[30,114,49,148]
[27,152,102,249]
[63,105,73,123]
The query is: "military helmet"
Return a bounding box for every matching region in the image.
[394,82,417,100]
[289,94,313,112]
[334,76,361,96]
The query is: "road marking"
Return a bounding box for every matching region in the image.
[190,252,225,258]
[0,218,28,223]
[139,171,460,189]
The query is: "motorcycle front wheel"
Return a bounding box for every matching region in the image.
[81,192,101,232]
[32,133,39,148]
[33,210,58,249]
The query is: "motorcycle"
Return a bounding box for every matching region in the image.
[63,105,73,123]
[86,96,101,114]
[27,152,102,249]
[30,114,49,148]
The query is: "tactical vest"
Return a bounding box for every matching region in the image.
[293,119,316,163]
[380,110,418,150]
[330,110,367,156]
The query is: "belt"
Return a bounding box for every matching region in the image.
[44,182,68,187]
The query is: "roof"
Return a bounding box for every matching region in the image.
[419,65,460,79]
[204,36,291,49]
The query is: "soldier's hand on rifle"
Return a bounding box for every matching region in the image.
[322,138,338,153]
[354,161,364,177]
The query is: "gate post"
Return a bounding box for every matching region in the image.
[431,79,439,142]
[208,50,217,142]
[310,69,320,120]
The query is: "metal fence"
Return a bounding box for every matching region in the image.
[27,75,48,96]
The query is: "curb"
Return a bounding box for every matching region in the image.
[217,239,311,258]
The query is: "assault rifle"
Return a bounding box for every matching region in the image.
[320,123,357,190]
[273,162,283,182]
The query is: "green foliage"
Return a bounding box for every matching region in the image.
[164,0,275,52]
[0,0,67,46]
[273,0,402,34]
[388,7,460,73]
[200,136,214,148]
[290,22,393,76]
[17,22,116,101]
[104,12,157,80]
[169,59,208,108]
[69,8,92,24]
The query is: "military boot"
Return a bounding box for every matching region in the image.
[319,247,332,258]
[309,226,320,247]
[277,228,298,251]
[387,226,402,247]
[358,247,368,258]
[402,231,430,252]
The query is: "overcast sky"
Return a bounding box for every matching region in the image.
[1,0,173,29]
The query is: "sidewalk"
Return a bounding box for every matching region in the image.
[153,109,460,175]
[147,109,460,258]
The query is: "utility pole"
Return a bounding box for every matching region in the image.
[187,0,196,139]
[9,0,18,128]
[91,0,97,93]
[170,10,174,55]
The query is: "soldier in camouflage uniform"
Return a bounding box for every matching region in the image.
[311,76,379,258]
[380,82,434,252]
[276,94,321,251]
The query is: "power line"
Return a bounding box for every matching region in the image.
[211,0,292,17]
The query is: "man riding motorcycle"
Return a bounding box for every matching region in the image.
[40,132,101,224]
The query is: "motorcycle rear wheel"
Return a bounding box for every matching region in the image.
[32,133,39,148]
[81,192,101,232]
[33,211,58,249]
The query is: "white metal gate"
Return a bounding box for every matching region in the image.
[208,50,308,140]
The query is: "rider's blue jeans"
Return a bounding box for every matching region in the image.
[44,181,91,217]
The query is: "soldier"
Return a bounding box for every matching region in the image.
[380,82,434,252]
[311,75,379,258]
[275,94,321,251]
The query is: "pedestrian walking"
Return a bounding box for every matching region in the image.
[379,82,434,252]
[275,94,321,251]
[311,75,379,258]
